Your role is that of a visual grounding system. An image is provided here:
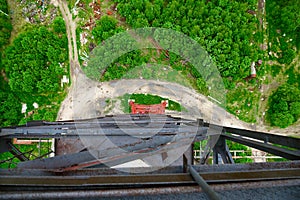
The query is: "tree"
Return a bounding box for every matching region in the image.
[270,112,294,128]
[0,90,21,126]
[53,16,66,34]
[290,102,300,119]
[92,16,123,42]
[0,0,12,49]
[3,26,67,93]
[267,84,300,128]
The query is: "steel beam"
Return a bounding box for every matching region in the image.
[18,133,196,170]
[189,165,220,200]
[223,134,300,160]
[213,136,234,164]
[222,126,300,150]
[7,142,29,161]
[1,168,298,186]
[0,139,10,153]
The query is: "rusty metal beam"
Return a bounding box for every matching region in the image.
[18,133,196,170]
[1,125,206,139]
[0,168,299,187]
[2,114,300,170]
[3,161,299,176]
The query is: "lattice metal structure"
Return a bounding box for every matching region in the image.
[0,114,300,199]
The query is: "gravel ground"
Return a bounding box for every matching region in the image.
[99,185,300,200]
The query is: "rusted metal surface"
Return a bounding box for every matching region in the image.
[1,112,300,196]
[1,114,299,163]
[0,166,184,176]
[1,163,299,186]
[0,173,193,186]
[8,114,207,170]
[0,171,299,200]
[2,161,298,176]
[55,137,85,155]
[0,171,298,193]
[1,161,299,199]
[18,134,195,170]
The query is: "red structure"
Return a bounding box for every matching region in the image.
[129,101,167,114]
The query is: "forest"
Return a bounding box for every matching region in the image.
[265,0,300,128]
[266,0,299,61]
[87,0,263,85]
[85,0,262,123]
[1,0,299,129]
[0,0,12,50]
[112,0,262,82]
[85,0,299,127]
[0,0,69,127]
[4,26,68,93]
[0,0,19,126]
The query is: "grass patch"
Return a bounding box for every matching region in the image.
[226,86,260,123]
[193,140,253,164]
[285,64,300,88]
[123,63,192,88]
[226,141,253,163]
[103,98,117,114]
[270,64,282,77]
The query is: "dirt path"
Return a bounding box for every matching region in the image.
[52,0,299,138]
[254,0,300,136]
[52,0,92,121]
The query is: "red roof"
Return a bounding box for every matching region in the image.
[129,101,167,114]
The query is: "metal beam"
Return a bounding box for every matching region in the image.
[189,165,220,200]
[213,136,234,164]
[222,126,300,150]
[1,168,299,187]
[18,133,197,170]
[0,139,10,153]
[7,142,29,161]
[223,134,300,160]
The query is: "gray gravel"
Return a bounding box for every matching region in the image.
[98,185,300,200]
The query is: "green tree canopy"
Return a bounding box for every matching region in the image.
[3,26,68,93]
[0,0,12,49]
[92,16,124,42]
[114,0,262,80]
[267,84,300,128]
